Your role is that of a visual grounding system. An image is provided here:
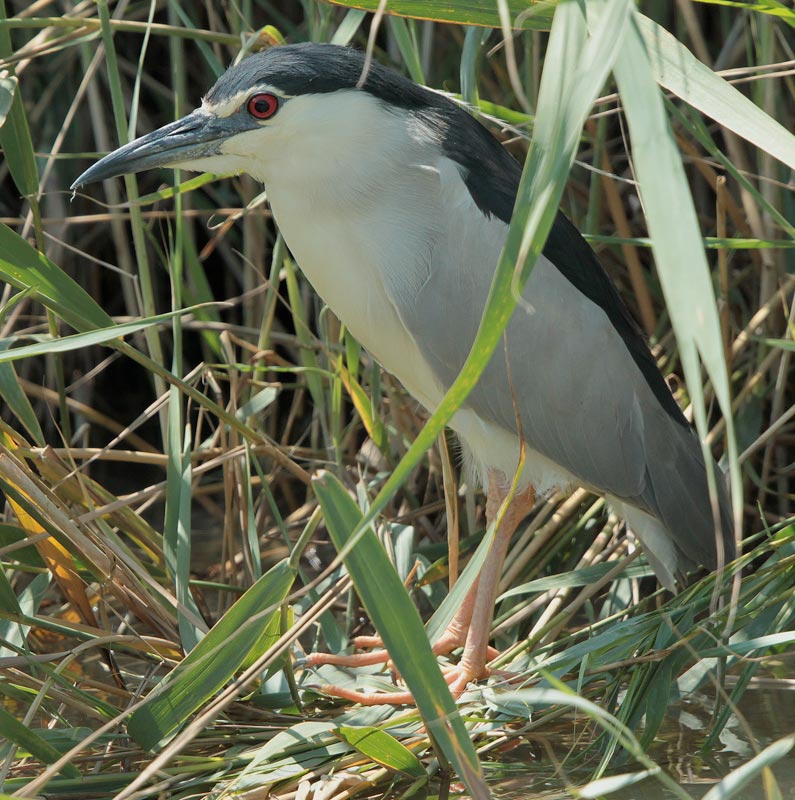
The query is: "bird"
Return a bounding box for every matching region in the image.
[72,41,735,703]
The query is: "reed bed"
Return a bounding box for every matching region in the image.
[0,2,793,798]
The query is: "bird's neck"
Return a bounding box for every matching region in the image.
[262,145,449,409]
[265,142,444,304]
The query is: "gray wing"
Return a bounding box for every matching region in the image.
[408,237,652,498]
[399,189,733,580]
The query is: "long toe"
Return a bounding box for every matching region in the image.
[315,684,418,706]
[305,649,393,668]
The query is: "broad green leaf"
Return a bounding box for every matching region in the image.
[331,8,367,45]
[236,386,279,420]
[426,520,496,642]
[0,307,215,362]
[693,0,795,24]
[0,707,80,779]
[474,97,533,127]
[230,720,350,790]
[127,559,295,750]
[312,472,487,797]
[163,416,205,653]
[336,725,425,778]
[499,561,653,600]
[638,655,674,749]
[699,630,795,657]
[757,337,795,352]
[637,14,795,170]
[612,8,742,530]
[0,3,38,200]
[0,85,38,198]
[338,365,388,453]
[0,573,47,658]
[0,223,112,331]
[327,0,555,30]
[133,171,220,205]
[388,16,425,84]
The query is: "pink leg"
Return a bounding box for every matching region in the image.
[446,481,536,696]
[308,477,536,705]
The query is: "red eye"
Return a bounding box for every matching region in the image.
[247,92,279,120]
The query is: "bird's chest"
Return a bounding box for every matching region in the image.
[267,190,445,411]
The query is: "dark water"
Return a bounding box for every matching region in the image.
[490,685,795,799]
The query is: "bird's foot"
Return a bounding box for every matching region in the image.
[305,633,505,705]
[305,478,535,707]
[304,630,497,672]
[310,659,491,706]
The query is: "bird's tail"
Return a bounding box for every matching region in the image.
[614,419,735,590]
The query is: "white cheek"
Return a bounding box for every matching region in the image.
[173,153,250,176]
[220,128,265,158]
[219,128,278,181]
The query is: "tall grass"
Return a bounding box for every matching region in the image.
[0,2,793,799]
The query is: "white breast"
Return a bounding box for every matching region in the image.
[268,186,446,412]
[258,95,576,495]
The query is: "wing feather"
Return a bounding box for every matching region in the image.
[399,159,734,578]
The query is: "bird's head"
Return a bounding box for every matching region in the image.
[71,42,453,191]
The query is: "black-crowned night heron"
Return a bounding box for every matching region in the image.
[72,42,734,703]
